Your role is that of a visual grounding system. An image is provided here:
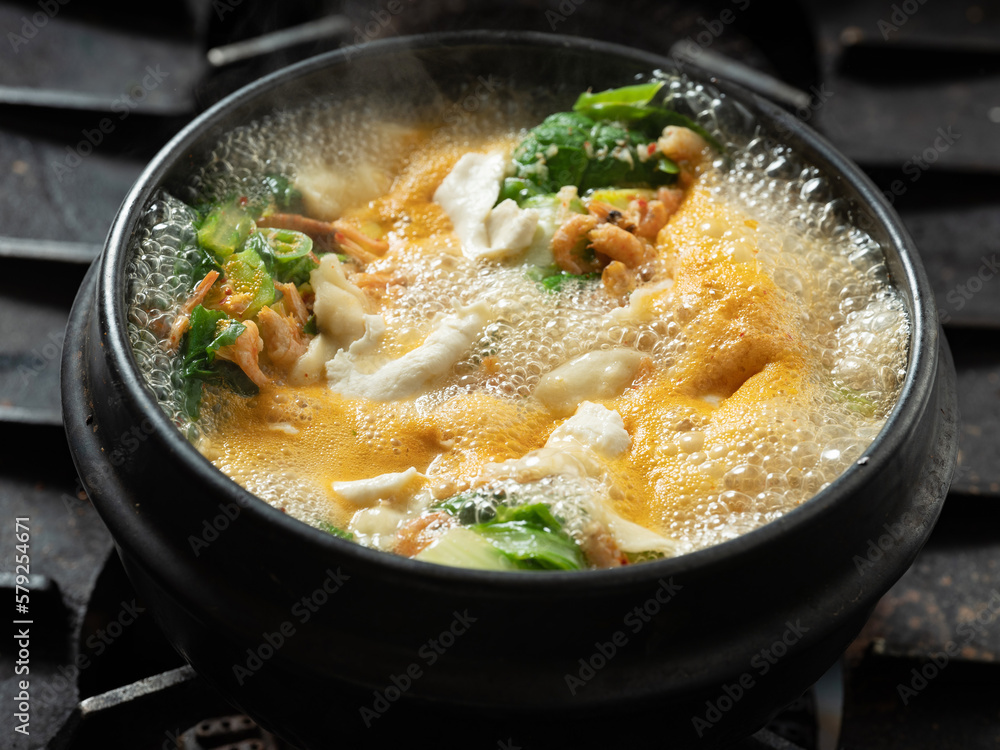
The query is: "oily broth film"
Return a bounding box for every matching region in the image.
[125,75,909,561]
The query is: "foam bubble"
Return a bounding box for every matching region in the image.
[125,69,910,558]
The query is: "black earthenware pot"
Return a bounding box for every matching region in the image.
[62,31,958,749]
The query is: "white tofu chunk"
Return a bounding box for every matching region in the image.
[485,199,539,258]
[433,152,505,258]
[546,401,631,459]
[327,303,491,401]
[610,279,675,324]
[534,348,648,416]
[291,254,371,385]
[478,401,631,484]
[433,153,538,261]
[333,467,424,506]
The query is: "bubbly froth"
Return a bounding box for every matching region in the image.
[125,70,910,558]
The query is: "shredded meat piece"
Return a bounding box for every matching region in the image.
[275,281,309,325]
[394,512,457,558]
[579,521,628,568]
[215,319,270,387]
[602,260,637,304]
[165,270,219,350]
[257,306,308,373]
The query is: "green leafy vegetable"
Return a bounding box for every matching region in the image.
[498,177,547,204]
[574,82,723,151]
[521,192,587,215]
[433,488,503,524]
[526,264,599,292]
[572,81,665,122]
[625,550,667,564]
[260,174,303,212]
[511,111,592,194]
[430,490,586,571]
[415,527,517,571]
[471,503,586,571]
[509,110,677,200]
[179,305,258,419]
[189,245,222,282]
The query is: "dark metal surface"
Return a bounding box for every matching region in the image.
[1,1,998,749]
[0,425,113,749]
[810,1,1000,170]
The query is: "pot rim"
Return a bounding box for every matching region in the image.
[94,29,939,592]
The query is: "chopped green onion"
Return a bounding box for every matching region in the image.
[222,243,276,320]
[318,521,353,540]
[197,201,255,259]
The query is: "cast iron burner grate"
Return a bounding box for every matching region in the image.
[3,1,1000,749]
[46,555,817,750]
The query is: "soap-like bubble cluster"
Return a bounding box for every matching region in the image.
[126,192,204,434]
[124,68,910,559]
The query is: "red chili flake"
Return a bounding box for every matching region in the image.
[238,196,248,207]
[647,143,656,156]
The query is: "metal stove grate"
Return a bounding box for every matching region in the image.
[2,1,999,749]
